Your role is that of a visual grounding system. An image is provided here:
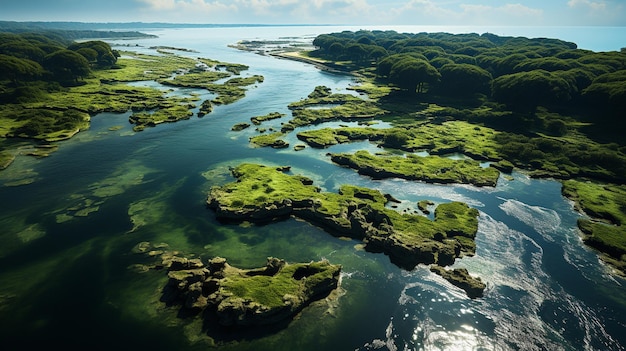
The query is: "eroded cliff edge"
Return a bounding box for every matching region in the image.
[206,163,485,297]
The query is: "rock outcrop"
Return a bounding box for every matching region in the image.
[158,254,341,327]
[430,265,486,299]
[207,163,481,277]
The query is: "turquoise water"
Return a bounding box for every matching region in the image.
[0,27,625,350]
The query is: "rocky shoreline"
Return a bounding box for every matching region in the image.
[206,163,485,298]
[132,242,342,327]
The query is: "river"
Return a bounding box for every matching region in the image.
[0,26,624,350]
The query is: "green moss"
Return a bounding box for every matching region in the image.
[331,150,500,187]
[562,180,626,275]
[562,180,626,226]
[249,132,289,148]
[283,86,386,128]
[219,261,338,308]
[207,85,246,105]
[296,121,501,161]
[251,112,284,125]
[129,103,195,131]
[0,151,15,170]
[158,71,232,87]
[231,123,251,131]
[1,50,262,166]
[208,163,480,268]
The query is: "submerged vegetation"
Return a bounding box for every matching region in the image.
[0,32,263,145]
[235,29,626,275]
[304,30,626,275]
[2,26,626,345]
[208,163,481,280]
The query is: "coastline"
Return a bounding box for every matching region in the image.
[270,51,361,77]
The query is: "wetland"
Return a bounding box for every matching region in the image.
[0,25,625,350]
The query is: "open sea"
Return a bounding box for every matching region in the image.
[0,25,625,350]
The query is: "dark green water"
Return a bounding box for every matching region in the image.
[0,27,625,350]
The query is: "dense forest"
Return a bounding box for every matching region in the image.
[307,30,626,274]
[309,30,626,181]
[0,21,156,39]
[311,30,626,138]
[0,32,120,138]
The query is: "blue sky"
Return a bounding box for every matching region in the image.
[1,0,624,26]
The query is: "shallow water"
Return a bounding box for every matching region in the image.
[0,27,625,350]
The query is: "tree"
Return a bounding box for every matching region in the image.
[492,69,573,112]
[68,41,118,68]
[389,58,440,93]
[0,54,43,83]
[0,41,46,62]
[345,43,368,62]
[582,70,626,116]
[44,50,91,83]
[438,63,493,96]
[328,42,344,59]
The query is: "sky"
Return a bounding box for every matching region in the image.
[1,0,625,26]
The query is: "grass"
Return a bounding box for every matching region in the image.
[251,112,284,125]
[249,132,289,148]
[208,163,480,267]
[331,150,500,187]
[562,180,626,275]
[0,50,264,163]
[219,260,340,308]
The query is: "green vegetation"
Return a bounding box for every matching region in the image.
[231,122,251,131]
[251,112,284,125]
[331,150,500,187]
[281,30,626,276]
[562,180,626,276]
[249,132,289,148]
[0,151,14,169]
[310,30,626,138]
[149,253,341,328]
[283,85,386,129]
[0,33,262,162]
[218,259,340,310]
[208,163,480,270]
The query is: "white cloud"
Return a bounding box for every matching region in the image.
[138,0,236,13]
[132,0,622,25]
[385,1,544,25]
[567,0,607,11]
[460,3,543,22]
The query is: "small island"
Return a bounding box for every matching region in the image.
[163,256,341,327]
[331,150,500,187]
[208,164,480,273]
[132,242,341,328]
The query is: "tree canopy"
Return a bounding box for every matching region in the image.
[0,32,118,94]
[310,29,626,121]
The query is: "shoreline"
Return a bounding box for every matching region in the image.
[270,51,362,77]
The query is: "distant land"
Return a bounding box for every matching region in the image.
[0,21,328,31]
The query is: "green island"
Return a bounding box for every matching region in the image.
[0,31,263,146]
[2,27,625,314]
[249,132,289,148]
[330,150,500,187]
[251,111,285,125]
[207,163,485,297]
[282,85,386,131]
[562,180,626,276]
[238,29,626,276]
[132,242,341,329]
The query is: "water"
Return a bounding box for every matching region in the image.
[0,26,625,350]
